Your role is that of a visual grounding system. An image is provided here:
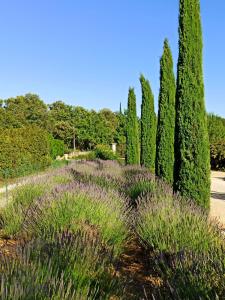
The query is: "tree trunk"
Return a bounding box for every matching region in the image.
[73,135,76,151]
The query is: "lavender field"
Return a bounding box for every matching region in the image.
[0,160,224,299]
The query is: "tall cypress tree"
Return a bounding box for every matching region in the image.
[174,0,210,209]
[119,102,122,114]
[126,88,140,165]
[156,39,176,184]
[140,74,156,170]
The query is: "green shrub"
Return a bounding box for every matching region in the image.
[137,189,225,298]
[158,249,225,299]
[208,113,225,144]
[50,159,69,169]
[210,141,225,170]
[72,151,96,160]
[0,163,128,298]
[137,195,222,254]
[127,180,155,202]
[48,134,65,159]
[31,190,128,256]
[94,144,117,160]
[0,231,121,299]
[0,126,51,178]
[116,143,126,158]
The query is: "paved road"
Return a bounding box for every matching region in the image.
[210,171,225,228]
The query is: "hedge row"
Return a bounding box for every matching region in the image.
[0,126,52,178]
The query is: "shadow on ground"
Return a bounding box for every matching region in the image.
[211,192,225,201]
[214,177,225,181]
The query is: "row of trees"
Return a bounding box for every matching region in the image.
[0,94,126,152]
[0,92,223,157]
[126,0,210,209]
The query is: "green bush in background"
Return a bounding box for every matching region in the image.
[48,134,65,159]
[0,126,51,178]
[207,114,225,170]
[94,144,117,160]
[210,141,225,170]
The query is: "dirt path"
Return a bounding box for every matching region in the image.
[210,171,225,228]
[115,238,162,299]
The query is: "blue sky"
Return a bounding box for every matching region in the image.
[0,0,224,116]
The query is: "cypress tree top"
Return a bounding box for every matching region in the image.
[126,88,140,165]
[174,0,210,209]
[156,39,176,184]
[140,74,156,170]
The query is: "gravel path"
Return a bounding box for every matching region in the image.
[210,171,225,228]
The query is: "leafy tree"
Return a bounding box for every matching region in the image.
[48,101,73,122]
[156,39,176,183]
[0,93,129,154]
[140,74,156,170]
[174,0,210,209]
[73,106,91,149]
[48,135,65,159]
[48,101,75,149]
[51,121,75,149]
[89,110,114,147]
[4,94,48,128]
[99,108,118,142]
[126,88,140,165]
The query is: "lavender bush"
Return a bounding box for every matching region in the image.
[136,172,225,299]
[0,160,224,299]
[0,161,129,298]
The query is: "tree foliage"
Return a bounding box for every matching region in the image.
[207,114,225,170]
[156,39,176,183]
[48,135,65,159]
[140,74,156,170]
[126,88,140,165]
[1,94,49,129]
[174,0,210,209]
[210,141,225,171]
[208,113,225,143]
[0,94,126,153]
